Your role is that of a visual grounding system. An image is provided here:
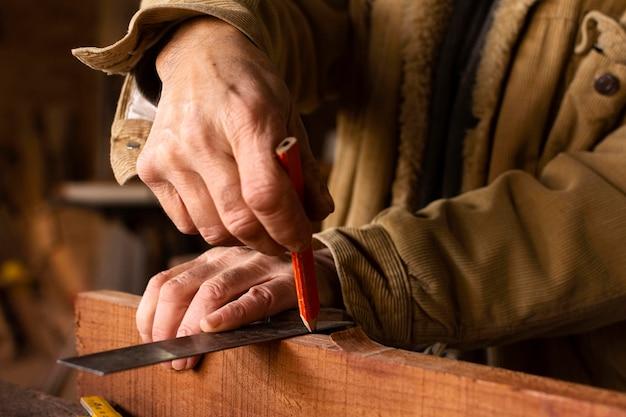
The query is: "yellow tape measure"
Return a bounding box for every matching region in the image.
[80,396,122,417]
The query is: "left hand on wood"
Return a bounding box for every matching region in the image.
[135,246,340,371]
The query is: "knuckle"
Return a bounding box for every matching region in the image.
[247,286,273,310]
[222,210,262,241]
[241,182,283,214]
[229,246,253,257]
[217,185,243,215]
[198,225,231,245]
[136,153,159,184]
[205,246,250,264]
[202,246,229,260]
[199,280,227,304]
[159,275,190,301]
[146,271,170,291]
[227,302,247,321]
[177,323,196,337]
[137,144,181,183]
[176,222,198,235]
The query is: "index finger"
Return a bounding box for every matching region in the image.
[150,259,223,342]
[136,257,204,342]
[234,135,312,252]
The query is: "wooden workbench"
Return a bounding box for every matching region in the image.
[75,290,626,417]
[0,379,83,417]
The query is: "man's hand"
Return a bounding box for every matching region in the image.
[136,18,334,254]
[135,246,341,371]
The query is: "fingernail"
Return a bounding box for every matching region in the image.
[172,358,187,371]
[171,329,189,369]
[201,314,222,332]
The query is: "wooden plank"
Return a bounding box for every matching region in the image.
[76,290,626,417]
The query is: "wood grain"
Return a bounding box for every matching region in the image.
[76,290,626,417]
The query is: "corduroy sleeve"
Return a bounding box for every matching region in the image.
[72,0,349,112]
[316,124,626,349]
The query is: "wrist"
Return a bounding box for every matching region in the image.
[156,17,241,81]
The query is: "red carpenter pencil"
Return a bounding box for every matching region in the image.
[275,137,320,332]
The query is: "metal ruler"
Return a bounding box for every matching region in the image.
[59,319,352,375]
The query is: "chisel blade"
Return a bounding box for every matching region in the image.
[58,319,352,376]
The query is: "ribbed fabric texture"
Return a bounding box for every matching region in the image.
[316,226,414,346]
[321,129,626,348]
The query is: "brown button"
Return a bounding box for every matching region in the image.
[594,73,620,96]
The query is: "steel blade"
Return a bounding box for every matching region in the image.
[58,319,352,375]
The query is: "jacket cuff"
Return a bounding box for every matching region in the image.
[72,1,267,75]
[314,225,414,347]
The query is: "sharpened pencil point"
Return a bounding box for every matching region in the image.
[302,317,317,333]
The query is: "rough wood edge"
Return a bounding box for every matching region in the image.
[77,290,141,308]
[76,290,626,416]
[331,326,626,408]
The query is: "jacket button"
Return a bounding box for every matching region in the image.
[126,141,141,150]
[594,73,620,96]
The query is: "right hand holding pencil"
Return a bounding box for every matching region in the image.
[136,17,334,255]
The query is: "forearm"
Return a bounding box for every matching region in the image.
[77,0,350,112]
[317,126,626,349]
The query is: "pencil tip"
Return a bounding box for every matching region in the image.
[303,318,317,333]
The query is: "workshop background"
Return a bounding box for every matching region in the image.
[0,0,337,400]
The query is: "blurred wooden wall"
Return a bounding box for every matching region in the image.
[0,0,139,193]
[0,0,140,396]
